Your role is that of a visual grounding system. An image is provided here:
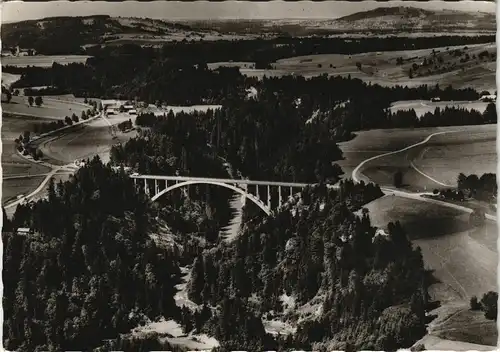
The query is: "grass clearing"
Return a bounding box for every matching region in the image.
[2,96,90,119]
[2,55,90,67]
[337,124,496,192]
[36,120,136,165]
[225,43,495,91]
[2,114,52,176]
[413,127,497,187]
[2,176,46,203]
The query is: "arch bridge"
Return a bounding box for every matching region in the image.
[129,174,334,215]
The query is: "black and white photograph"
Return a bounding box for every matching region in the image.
[0,0,498,351]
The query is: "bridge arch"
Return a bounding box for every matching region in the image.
[150,180,272,216]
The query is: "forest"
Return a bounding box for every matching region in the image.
[388,103,497,128]
[183,183,430,351]
[3,36,486,106]
[457,172,497,203]
[2,31,498,352]
[3,158,181,351]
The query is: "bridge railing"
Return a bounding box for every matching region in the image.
[129,174,314,188]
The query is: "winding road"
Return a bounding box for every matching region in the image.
[352,130,497,222]
[5,120,497,224]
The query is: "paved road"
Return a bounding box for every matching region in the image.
[3,112,101,210]
[4,164,76,210]
[352,130,497,222]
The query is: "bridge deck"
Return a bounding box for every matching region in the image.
[130,174,315,188]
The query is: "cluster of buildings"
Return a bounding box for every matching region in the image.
[101,100,138,116]
[1,46,36,57]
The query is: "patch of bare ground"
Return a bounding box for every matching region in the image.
[131,221,221,349]
[130,318,220,350]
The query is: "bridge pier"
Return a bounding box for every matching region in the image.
[278,186,282,207]
[144,179,149,196]
[267,185,271,209]
[256,185,260,199]
[155,179,159,196]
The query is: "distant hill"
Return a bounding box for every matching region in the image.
[1,15,201,53]
[1,7,495,54]
[185,7,496,36]
[333,6,496,32]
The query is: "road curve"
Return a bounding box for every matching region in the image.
[5,167,60,209]
[352,130,459,184]
[351,130,497,222]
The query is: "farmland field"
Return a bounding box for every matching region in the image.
[390,100,490,117]
[1,55,90,67]
[2,176,47,203]
[363,195,498,349]
[35,118,136,165]
[2,114,53,204]
[2,96,90,119]
[337,124,496,192]
[2,114,52,176]
[219,43,496,91]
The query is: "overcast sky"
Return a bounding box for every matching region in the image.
[2,1,497,23]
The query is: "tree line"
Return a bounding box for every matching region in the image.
[3,158,182,352]
[388,103,497,128]
[457,172,497,203]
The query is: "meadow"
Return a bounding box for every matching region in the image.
[36,119,136,165]
[337,124,496,192]
[2,176,47,204]
[1,55,90,67]
[210,42,496,92]
[2,96,90,119]
[2,114,53,204]
[363,195,498,349]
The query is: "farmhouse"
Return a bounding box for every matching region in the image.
[16,227,33,236]
[12,46,36,57]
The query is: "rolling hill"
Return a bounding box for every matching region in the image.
[333,6,496,33]
[2,6,495,54]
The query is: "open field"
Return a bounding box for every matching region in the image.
[390,100,491,117]
[2,176,47,203]
[35,118,136,166]
[217,43,496,91]
[2,96,93,207]
[337,124,496,192]
[2,114,52,205]
[363,195,497,349]
[1,55,90,67]
[2,72,21,88]
[412,128,497,187]
[2,96,90,119]
[2,114,52,176]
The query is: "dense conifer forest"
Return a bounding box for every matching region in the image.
[3,159,180,351]
[2,30,497,352]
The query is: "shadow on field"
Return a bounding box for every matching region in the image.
[401,216,473,239]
